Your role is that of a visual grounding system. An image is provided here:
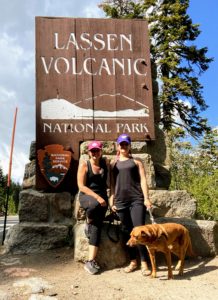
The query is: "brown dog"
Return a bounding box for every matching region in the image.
[127,223,195,279]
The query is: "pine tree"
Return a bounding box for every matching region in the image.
[99,0,213,137]
[0,166,21,214]
[169,128,218,220]
[197,128,218,173]
[0,166,6,213]
[199,128,218,157]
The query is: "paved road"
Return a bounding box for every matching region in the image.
[0,215,19,243]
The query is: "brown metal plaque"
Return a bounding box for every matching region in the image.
[36,17,154,190]
[37,144,71,188]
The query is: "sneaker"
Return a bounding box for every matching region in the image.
[84,260,99,275]
[84,223,91,239]
[93,260,100,270]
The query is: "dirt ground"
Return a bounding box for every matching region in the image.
[0,247,217,300]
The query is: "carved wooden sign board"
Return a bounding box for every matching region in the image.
[36,17,154,190]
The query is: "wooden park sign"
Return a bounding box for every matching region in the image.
[36,17,154,189]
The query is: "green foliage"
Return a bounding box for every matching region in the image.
[0,166,21,215]
[8,195,16,215]
[10,181,21,213]
[169,128,218,220]
[99,0,213,137]
[99,0,145,18]
[190,172,218,221]
[0,167,6,213]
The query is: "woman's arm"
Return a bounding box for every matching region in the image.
[109,159,117,212]
[105,157,111,194]
[77,160,106,206]
[135,159,152,209]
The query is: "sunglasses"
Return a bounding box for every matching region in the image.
[90,148,100,153]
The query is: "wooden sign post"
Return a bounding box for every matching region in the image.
[36,17,154,190]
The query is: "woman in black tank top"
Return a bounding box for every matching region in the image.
[77,141,109,275]
[110,134,152,276]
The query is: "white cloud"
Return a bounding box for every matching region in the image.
[0,144,28,185]
[0,86,16,103]
[172,100,192,127]
[0,0,105,183]
[82,5,103,18]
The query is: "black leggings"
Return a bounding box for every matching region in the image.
[117,203,148,262]
[79,194,108,247]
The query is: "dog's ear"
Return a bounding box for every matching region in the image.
[146,227,154,238]
[159,231,168,240]
[147,226,159,242]
[156,225,168,240]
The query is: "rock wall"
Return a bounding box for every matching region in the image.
[73,189,218,269]
[22,142,36,190]
[4,139,217,266]
[6,58,216,263]
[22,138,170,191]
[4,190,74,254]
[156,217,218,257]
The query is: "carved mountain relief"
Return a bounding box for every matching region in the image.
[41,93,149,120]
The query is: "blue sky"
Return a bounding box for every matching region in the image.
[188,0,218,127]
[0,0,217,183]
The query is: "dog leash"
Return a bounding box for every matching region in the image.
[105,210,120,243]
[147,208,156,224]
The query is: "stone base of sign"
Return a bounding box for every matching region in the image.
[72,219,218,270]
[19,189,73,224]
[3,189,74,254]
[150,190,197,219]
[73,189,197,222]
[22,140,159,190]
[22,141,36,190]
[73,222,129,269]
[3,223,73,254]
[6,140,216,264]
[73,193,217,269]
[3,193,217,265]
[22,160,36,189]
[155,217,218,257]
[72,218,218,269]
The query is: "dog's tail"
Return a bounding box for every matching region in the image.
[186,234,196,257]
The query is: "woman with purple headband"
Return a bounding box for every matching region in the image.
[110,134,152,276]
[77,140,109,275]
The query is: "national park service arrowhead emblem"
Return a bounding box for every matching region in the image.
[37,144,71,188]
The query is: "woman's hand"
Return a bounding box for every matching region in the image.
[109,194,117,212]
[111,205,117,212]
[144,198,152,209]
[97,196,107,207]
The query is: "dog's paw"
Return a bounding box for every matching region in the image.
[141,268,151,276]
[175,260,181,270]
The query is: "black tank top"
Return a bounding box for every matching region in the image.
[113,158,143,209]
[83,158,108,199]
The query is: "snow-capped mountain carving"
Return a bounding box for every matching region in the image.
[41,93,149,120]
[52,163,68,170]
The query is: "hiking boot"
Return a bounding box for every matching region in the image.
[84,260,99,275]
[84,223,91,239]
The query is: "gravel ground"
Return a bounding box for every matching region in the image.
[0,247,217,300]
